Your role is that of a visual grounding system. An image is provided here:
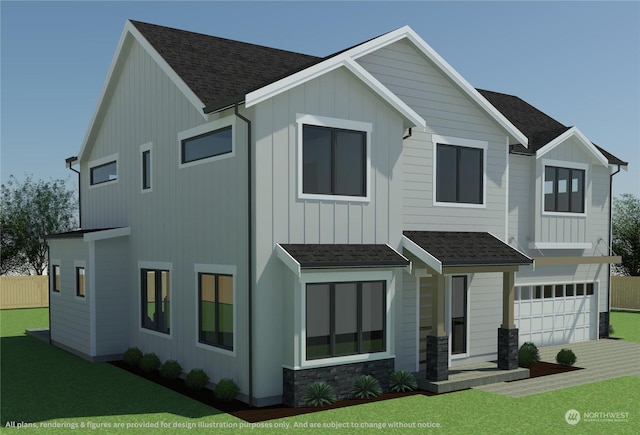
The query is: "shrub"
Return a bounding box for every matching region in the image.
[214,378,239,402]
[609,323,615,335]
[123,347,143,367]
[350,375,382,399]
[389,370,417,392]
[518,342,540,368]
[302,382,336,407]
[139,352,161,372]
[160,360,183,381]
[185,368,209,390]
[556,348,577,366]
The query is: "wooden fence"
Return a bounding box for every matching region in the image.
[0,276,49,309]
[611,276,640,310]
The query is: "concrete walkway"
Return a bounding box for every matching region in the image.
[474,339,640,397]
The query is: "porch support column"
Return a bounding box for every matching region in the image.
[498,270,518,370]
[426,273,448,381]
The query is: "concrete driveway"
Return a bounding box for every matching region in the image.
[474,339,640,397]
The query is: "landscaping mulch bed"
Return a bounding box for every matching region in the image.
[514,361,583,380]
[110,359,581,423]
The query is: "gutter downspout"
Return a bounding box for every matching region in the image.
[235,103,254,407]
[46,239,52,344]
[607,164,621,315]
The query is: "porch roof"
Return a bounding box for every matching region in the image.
[46,227,130,241]
[402,231,532,274]
[276,243,409,276]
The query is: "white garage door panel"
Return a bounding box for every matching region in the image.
[515,282,596,347]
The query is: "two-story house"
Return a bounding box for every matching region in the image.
[47,20,626,407]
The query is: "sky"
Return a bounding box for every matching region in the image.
[1,1,639,200]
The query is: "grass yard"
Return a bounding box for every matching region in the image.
[1,308,638,433]
[610,310,640,342]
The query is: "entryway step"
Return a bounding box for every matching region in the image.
[415,363,529,393]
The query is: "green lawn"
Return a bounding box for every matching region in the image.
[2,308,638,433]
[610,310,640,342]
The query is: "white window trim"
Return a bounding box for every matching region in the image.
[447,274,471,362]
[298,269,393,370]
[194,263,237,357]
[541,158,588,217]
[138,261,173,339]
[74,260,87,301]
[88,153,119,188]
[140,142,153,193]
[296,113,372,203]
[178,116,236,169]
[432,135,488,209]
[50,260,61,295]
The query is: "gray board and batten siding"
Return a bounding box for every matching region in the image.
[78,37,251,392]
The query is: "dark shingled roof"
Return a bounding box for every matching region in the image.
[279,244,409,269]
[128,21,624,166]
[403,231,532,267]
[130,20,321,111]
[478,89,627,166]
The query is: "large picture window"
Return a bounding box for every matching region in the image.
[181,126,232,164]
[436,144,483,204]
[141,269,170,334]
[198,273,234,350]
[544,166,585,213]
[302,125,366,197]
[306,280,385,360]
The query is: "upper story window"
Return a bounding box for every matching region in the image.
[298,114,372,202]
[182,126,232,164]
[433,135,487,207]
[90,161,117,185]
[140,142,152,192]
[178,117,235,168]
[544,166,585,213]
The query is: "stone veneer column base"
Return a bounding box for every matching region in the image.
[599,312,610,339]
[282,358,394,407]
[425,335,448,381]
[497,328,519,370]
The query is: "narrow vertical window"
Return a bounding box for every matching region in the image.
[142,150,151,190]
[198,273,234,350]
[76,267,85,297]
[52,265,61,292]
[451,276,467,355]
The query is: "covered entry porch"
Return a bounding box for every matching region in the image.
[402,231,533,383]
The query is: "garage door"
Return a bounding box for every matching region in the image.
[514,282,596,346]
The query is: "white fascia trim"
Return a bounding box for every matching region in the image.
[276,244,301,277]
[83,227,131,242]
[246,56,425,130]
[355,27,528,146]
[401,235,442,274]
[78,21,207,161]
[343,59,426,129]
[528,242,593,250]
[536,127,608,167]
